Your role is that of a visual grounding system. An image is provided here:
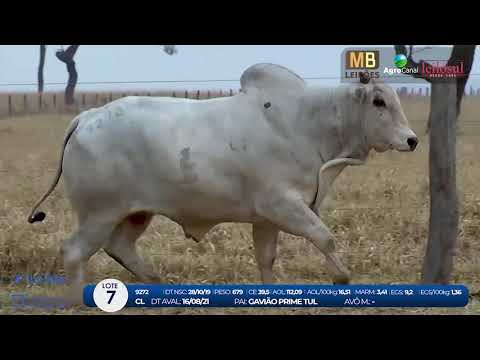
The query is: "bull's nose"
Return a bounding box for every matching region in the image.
[407,137,418,151]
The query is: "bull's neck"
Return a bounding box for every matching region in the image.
[297,86,371,164]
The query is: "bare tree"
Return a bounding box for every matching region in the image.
[163,45,178,55]
[38,45,47,94]
[53,45,176,106]
[394,45,476,283]
[55,45,80,105]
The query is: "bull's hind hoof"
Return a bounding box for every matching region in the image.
[333,276,350,285]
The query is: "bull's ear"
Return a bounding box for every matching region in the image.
[351,85,367,103]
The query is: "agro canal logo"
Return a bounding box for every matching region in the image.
[394,54,408,69]
[384,54,419,75]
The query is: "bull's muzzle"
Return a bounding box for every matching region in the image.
[407,137,418,151]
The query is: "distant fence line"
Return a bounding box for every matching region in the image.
[0,89,237,119]
[1,88,480,119]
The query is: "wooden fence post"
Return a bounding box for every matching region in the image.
[23,94,27,112]
[38,93,42,111]
[172,91,176,98]
[196,90,200,99]
[82,94,86,107]
[185,90,188,99]
[207,90,211,99]
[53,93,57,108]
[229,89,233,96]
[95,93,99,105]
[8,94,12,117]
[109,93,113,102]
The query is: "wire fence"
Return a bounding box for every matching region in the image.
[1,76,480,133]
[0,89,236,118]
[2,73,480,87]
[3,88,480,124]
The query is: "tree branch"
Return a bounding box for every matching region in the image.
[394,45,433,83]
[55,45,80,105]
[56,45,79,64]
[447,45,476,115]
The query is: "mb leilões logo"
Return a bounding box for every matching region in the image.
[344,50,380,80]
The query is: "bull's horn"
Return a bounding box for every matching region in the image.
[359,72,370,84]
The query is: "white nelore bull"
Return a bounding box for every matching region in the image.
[28,64,418,298]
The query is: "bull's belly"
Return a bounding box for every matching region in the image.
[144,185,259,223]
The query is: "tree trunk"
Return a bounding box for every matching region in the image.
[422,80,458,284]
[56,45,80,105]
[64,60,78,105]
[38,45,46,94]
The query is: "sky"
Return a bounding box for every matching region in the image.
[0,45,479,93]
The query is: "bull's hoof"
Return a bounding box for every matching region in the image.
[141,275,162,284]
[333,276,350,285]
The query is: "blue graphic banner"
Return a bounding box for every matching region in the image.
[83,284,469,308]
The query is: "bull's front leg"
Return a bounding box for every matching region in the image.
[255,189,350,284]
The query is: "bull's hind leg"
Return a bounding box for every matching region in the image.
[63,217,117,304]
[182,223,213,243]
[252,223,279,284]
[104,212,160,283]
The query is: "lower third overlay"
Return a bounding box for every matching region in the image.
[83,279,469,312]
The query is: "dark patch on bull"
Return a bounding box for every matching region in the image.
[94,117,104,129]
[229,142,239,152]
[264,102,271,109]
[179,147,198,183]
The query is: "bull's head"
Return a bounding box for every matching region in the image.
[351,72,418,153]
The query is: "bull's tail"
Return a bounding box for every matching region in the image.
[311,157,366,215]
[319,157,365,174]
[27,115,82,224]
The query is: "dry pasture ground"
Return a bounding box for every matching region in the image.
[0,95,479,315]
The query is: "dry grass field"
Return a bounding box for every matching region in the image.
[0,94,479,315]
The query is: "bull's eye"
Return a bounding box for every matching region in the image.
[373,98,386,108]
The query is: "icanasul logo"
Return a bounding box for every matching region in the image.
[394,54,408,69]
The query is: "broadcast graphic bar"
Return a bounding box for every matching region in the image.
[84,283,469,310]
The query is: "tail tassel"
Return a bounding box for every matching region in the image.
[28,212,46,224]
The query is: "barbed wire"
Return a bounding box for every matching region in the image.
[1,74,480,87]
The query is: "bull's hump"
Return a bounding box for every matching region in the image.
[240,63,306,94]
